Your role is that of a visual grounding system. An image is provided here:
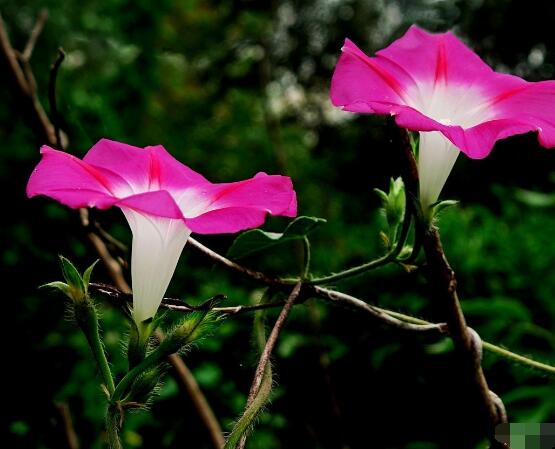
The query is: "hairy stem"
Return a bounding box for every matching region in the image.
[226,282,302,449]
[75,301,115,395]
[105,409,123,449]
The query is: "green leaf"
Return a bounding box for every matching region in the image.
[430,199,459,218]
[227,216,326,259]
[40,281,71,298]
[82,259,99,294]
[59,255,85,293]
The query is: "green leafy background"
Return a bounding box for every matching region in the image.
[2,1,554,448]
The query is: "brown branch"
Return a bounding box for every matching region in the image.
[0,14,224,447]
[248,282,301,403]
[237,281,302,449]
[313,285,445,334]
[422,228,505,435]
[188,237,289,287]
[80,210,131,293]
[48,47,66,149]
[22,9,48,60]
[93,281,287,316]
[389,123,507,439]
[168,352,225,449]
[54,402,80,449]
[390,120,506,441]
[0,12,57,145]
[90,276,445,336]
[187,237,445,335]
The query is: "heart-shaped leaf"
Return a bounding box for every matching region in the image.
[227,216,326,259]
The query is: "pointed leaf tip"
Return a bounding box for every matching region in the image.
[59,255,85,292]
[83,259,100,294]
[227,215,326,259]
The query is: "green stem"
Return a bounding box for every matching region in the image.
[302,236,311,280]
[308,190,413,285]
[224,303,273,449]
[75,301,115,395]
[106,408,123,449]
[375,307,555,375]
[481,342,555,375]
[112,343,168,403]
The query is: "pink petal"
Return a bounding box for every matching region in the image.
[83,138,208,193]
[179,173,297,234]
[374,25,492,88]
[27,146,184,218]
[331,26,555,158]
[185,207,269,234]
[26,146,119,209]
[116,191,183,219]
[331,39,414,112]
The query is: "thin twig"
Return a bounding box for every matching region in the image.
[248,282,301,403]
[168,352,225,449]
[0,13,56,144]
[48,47,65,149]
[188,237,291,286]
[236,282,302,449]
[312,285,445,334]
[22,9,48,60]
[89,258,555,376]
[0,14,225,446]
[187,237,444,334]
[89,281,444,335]
[54,402,80,449]
[81,211,132,293]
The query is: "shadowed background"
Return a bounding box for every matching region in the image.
[2,1,554,448]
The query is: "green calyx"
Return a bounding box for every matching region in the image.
[42,256,99,304]
[418,199,460,230]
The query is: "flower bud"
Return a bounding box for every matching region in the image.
[374,177,406,243]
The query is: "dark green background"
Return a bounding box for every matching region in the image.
[2,1,554,448]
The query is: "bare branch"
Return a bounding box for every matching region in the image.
[236,282,302,449]
[423,226,505,435]
[312,285,445,334]
[250,282,300,401]
[22,9,48,60]
[0,13,56,144]
[48,47,65,149]
[167,352,225,449]
[0,14,225,445]
[54,402,80,449]
[188,237,291,287]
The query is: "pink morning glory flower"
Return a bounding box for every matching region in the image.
[27,139,297,324]
[331,25,555,211]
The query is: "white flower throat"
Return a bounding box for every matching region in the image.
[406,81,493,209]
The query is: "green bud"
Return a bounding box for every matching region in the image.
[126,366,165,406]
[375,177,406,243]
[59,256,86,302]
[127,313,165,370]
[41,257,99,305]
[162,310,219,355]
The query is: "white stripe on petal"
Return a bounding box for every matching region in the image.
[122,208,191,324]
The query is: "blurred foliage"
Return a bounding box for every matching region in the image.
[1,0,554,448]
